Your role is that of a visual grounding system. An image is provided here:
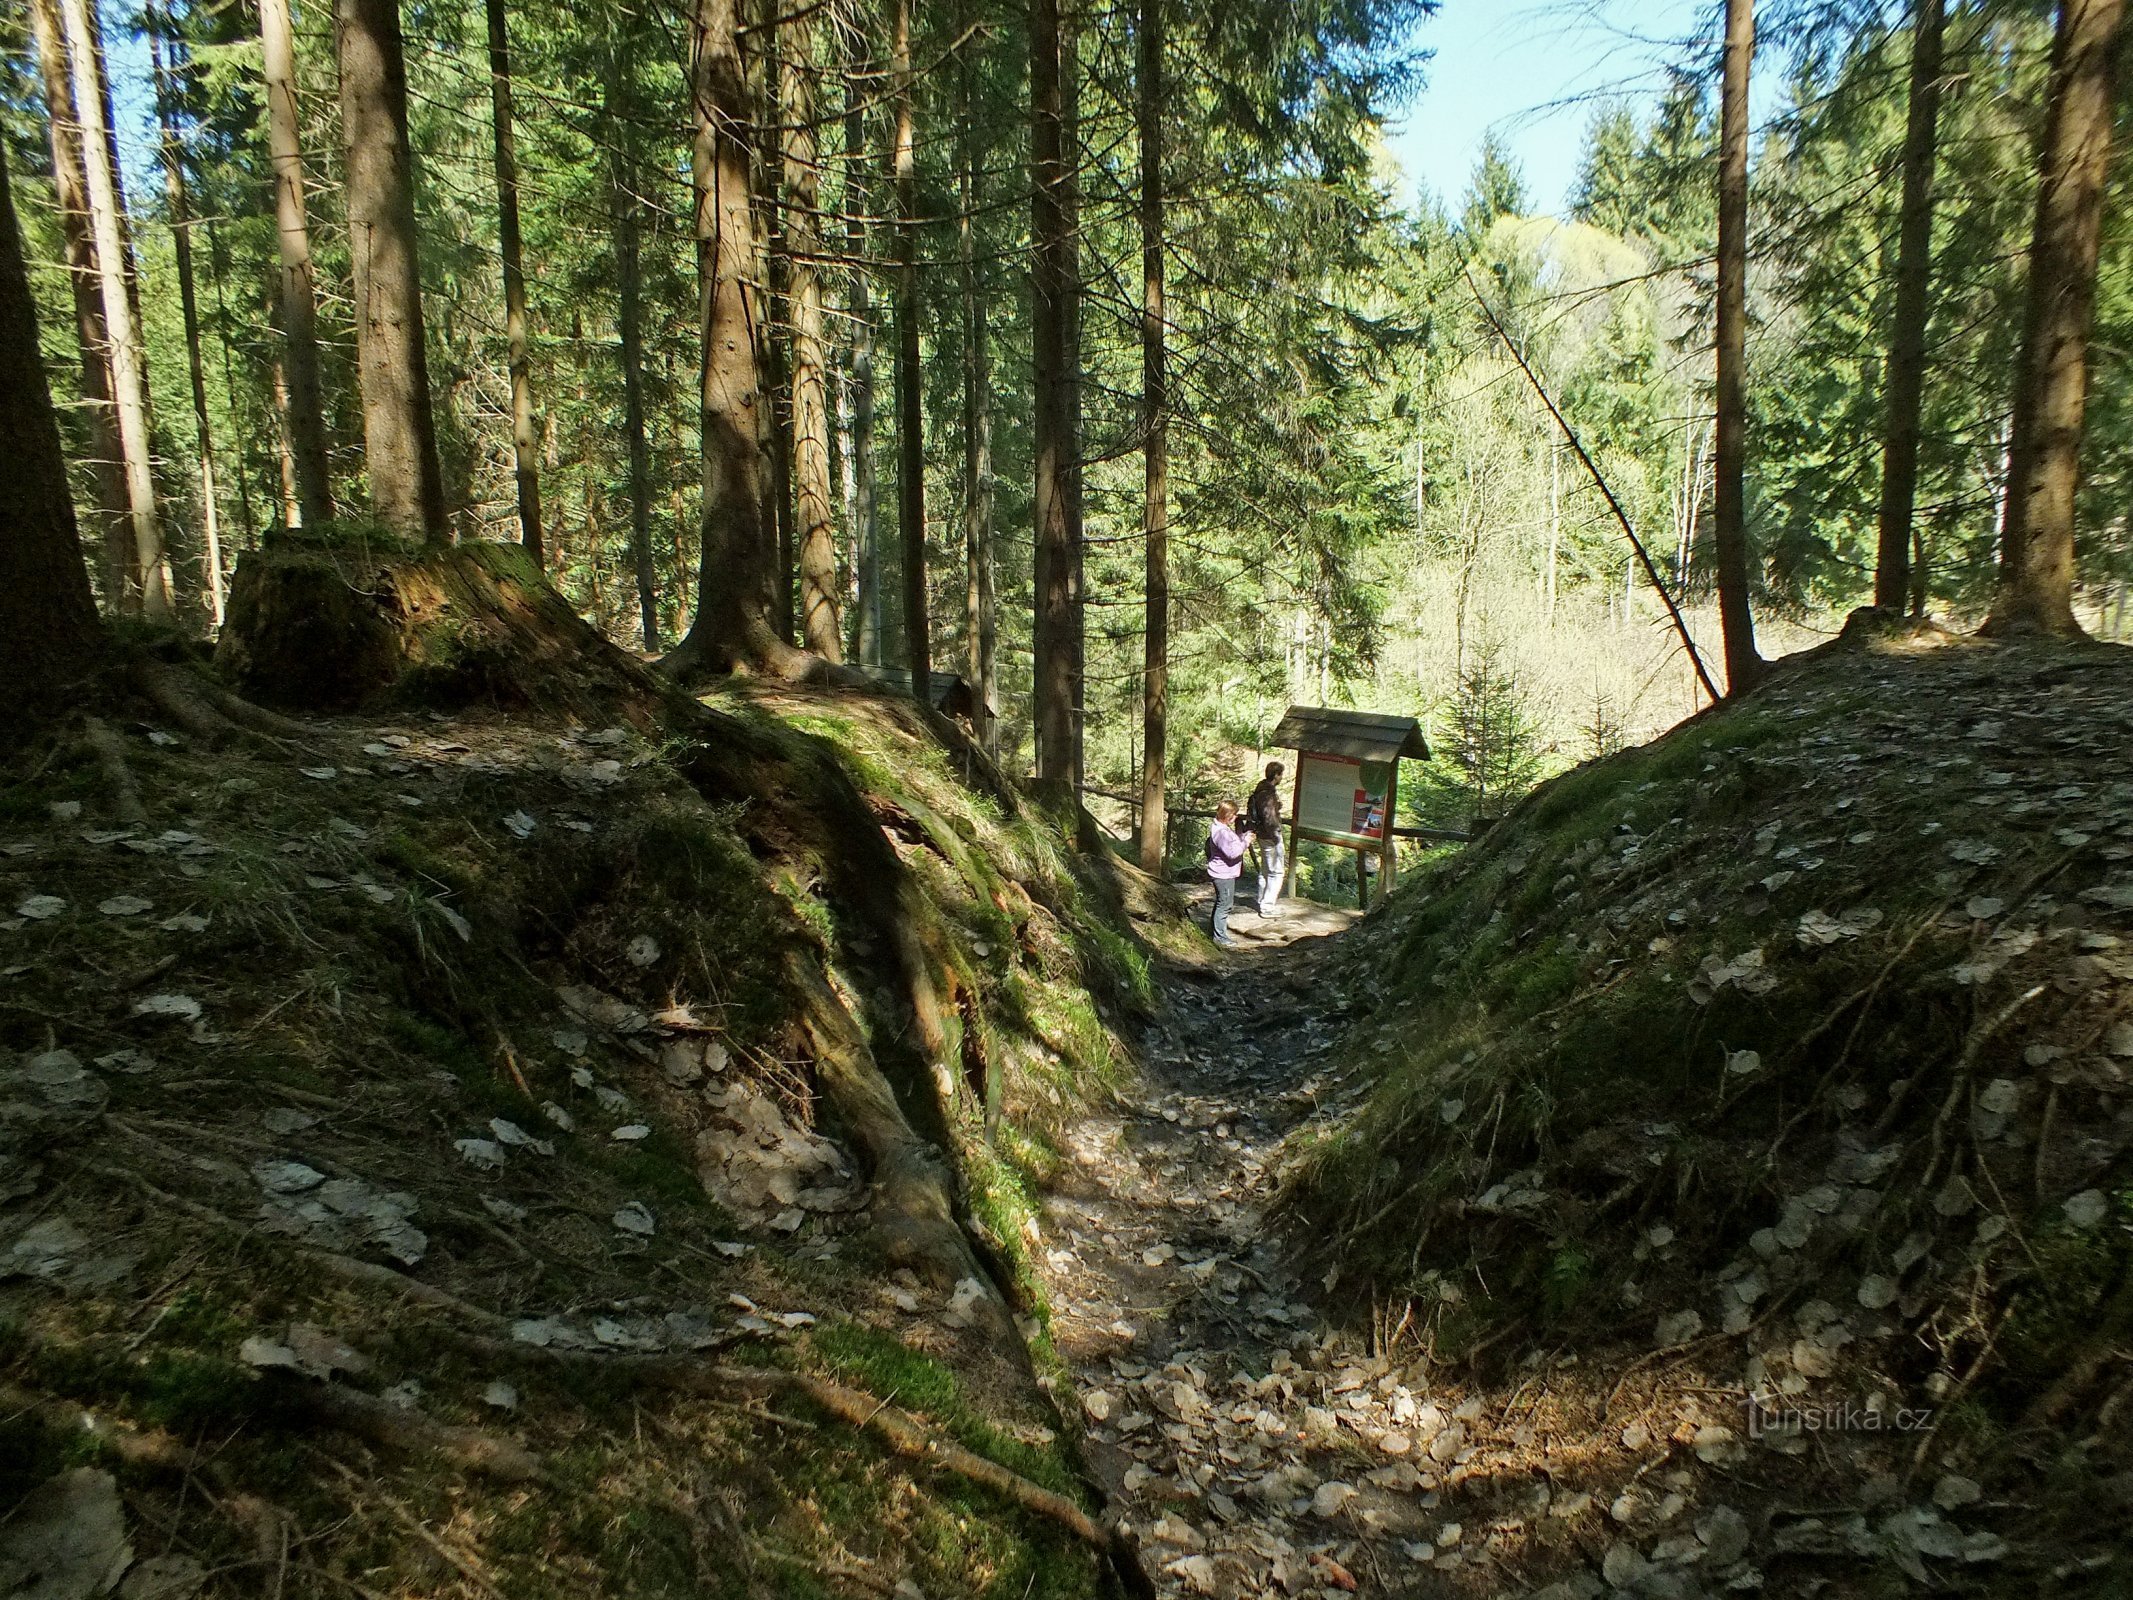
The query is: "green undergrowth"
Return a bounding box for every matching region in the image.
[1,671,1176,1598]
[1285,635,2133,1441]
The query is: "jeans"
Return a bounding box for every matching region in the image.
[1210,877,1236,943]
[1256,836,1285,914]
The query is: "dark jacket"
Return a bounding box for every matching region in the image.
[1247,779,1283,842]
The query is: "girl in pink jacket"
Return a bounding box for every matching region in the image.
[1206,801,1247,947]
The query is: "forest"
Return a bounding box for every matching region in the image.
[4,0,2128,845]
[3,0,2133,1595]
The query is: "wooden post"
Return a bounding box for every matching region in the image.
[1381,762,1400,896]
[1288,756,1303,908]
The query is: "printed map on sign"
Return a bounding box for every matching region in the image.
[1295,755,1392,848]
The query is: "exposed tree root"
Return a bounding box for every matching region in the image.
[131,655,247,744]
[707,1366,1152,1595]
[292,1378,544,1482]
[80,715,147,827]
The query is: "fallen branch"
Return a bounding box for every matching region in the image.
[708,1365,1152,1594]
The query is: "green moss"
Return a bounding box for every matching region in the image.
[810,1323,1080,1499]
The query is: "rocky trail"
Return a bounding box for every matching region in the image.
[1039,899,1584,1600]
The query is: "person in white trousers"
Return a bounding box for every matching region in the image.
[1247,761,1285,917]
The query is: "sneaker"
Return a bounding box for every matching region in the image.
[1214,936,1240,948]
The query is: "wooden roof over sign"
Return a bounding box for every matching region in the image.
[1270,706,1430,763]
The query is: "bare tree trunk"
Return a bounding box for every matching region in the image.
[956,49,992,746]
[59,0,173,616]
[336,0,447,539]
[270,347,302,528]
[1712,0,1765,691]
[260,0,333,528]
[204,220,261,554]
[1985,0,2124,637]
[485,0,543,565]
[768,289,798,644]
[890,0,929,693]
[667,0,808,675]
[606,40,660,651]
[1063,2,1086,793]
[26,0,130,603]
[1030,0,1075,782]
[150,26,227,625]
[0,150,104,716]
[1136,0,1167,874]
[785,12,843,661]
[844,77,882,665]
[1873,0,1946,611]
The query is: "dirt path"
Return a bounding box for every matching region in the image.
[1034,896,1572,1599]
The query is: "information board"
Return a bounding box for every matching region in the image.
[1294,754,1392,848]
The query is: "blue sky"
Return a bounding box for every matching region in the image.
[1383,0,1719,217]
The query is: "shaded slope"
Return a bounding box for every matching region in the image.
[1284,632,2133,1593]
[0,566,1184,1599]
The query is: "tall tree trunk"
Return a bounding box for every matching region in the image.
[786,13,843,661]
[956,43,994,750]
[1063,2,1086,792]
[844,113,878,665]
[335,0,447,539]
[606,46,661,652]
[890,0,929,693]
[1136,0,1167,875]
[668,0,806,675]
[204,220,261,555]
[0,151,104,716]
[270,347,302,527]
[1985,0,2124,637]
[26,0,130,603]
[1030,0,1076,782]
[151,26,227,626]
[1711,0,1764,691]
[1873,0,1947,611]
[767,238,797,643]
[484,0,543,564]
[59,0,173,616]
[259,0,333,527]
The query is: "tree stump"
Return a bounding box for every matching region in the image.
[216,536,668,715]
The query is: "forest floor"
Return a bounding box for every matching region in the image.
[1049,629,2133,1600]
[1044,895,1789,1600]
[7,613,2132,1600]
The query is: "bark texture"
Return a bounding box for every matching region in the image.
[958,58,995,755]
[0,152,104,718]
[59,0,173,616]
[785,14,843,661]
[844,87,882,665]
[667,0,809,677]
[891,0,930,691]
[335,0,448,539]
[1873,0,1946,612]
[607,42,661,652]
[1985,0,2125,637]
[485,0,543,565]
[151,29,227,624]
[26,0,131,602]
[1030,0,1077,780]
[1137,0,1167,875]
[260,0,334,529]
[1711,0,1765,692]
